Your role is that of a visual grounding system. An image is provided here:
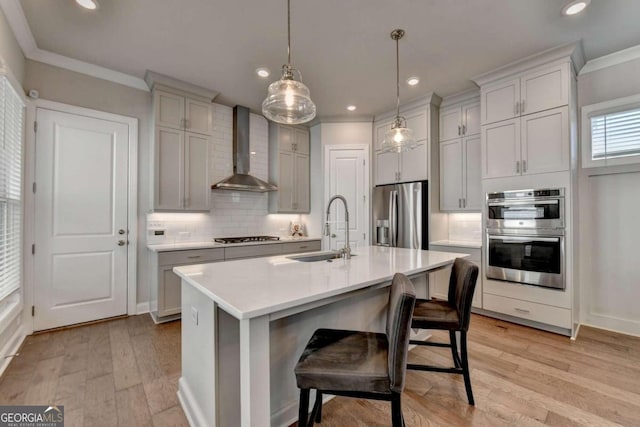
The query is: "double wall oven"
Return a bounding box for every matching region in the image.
[486,188,565,290]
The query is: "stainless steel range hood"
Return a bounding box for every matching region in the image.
[211,106,278,192]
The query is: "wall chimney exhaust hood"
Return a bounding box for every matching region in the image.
[211,106,278,192]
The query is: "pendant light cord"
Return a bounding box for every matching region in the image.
[287,0,291,66]
[395,35,400,118]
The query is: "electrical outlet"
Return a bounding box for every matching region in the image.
[191,307,198,325]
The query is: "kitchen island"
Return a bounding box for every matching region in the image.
[173,245,466,427]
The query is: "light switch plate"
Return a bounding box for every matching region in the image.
[191,306,198,325]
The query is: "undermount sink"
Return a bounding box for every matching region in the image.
[287,251,357,262]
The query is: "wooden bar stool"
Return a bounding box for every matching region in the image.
[407,258,479,405]
[294,273,417,427]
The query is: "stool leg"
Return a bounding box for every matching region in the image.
[299,389,310,426]
[449,330,460,368]
[460,331,475,405]
[314,391,323,423]
[391,393,403,427]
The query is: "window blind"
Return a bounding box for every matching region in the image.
[0,75,24,302]
[590,107,640,160]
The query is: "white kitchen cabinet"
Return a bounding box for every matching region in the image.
[429,245,482,309]
[480,63,570,125]
[269,124,310,213]
[152,87,213,211]
[440,99,480,142]
[438,95,481,211]
[481,106,569,179]
[374,101,437,185]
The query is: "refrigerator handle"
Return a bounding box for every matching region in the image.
[389,190,398,247]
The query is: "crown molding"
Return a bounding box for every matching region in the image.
[374,92,442,122]
[144,70,218,101]
[310,115,374,125]
[472,41,585,87]
[579,43,640,76]
[0,0,148,91]
[440,88,480,108]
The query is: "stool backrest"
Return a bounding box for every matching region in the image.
[385,273,417,393]
[447,258,479,331]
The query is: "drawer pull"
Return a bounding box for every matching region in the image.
[514,308,531,314]
[187,256,202,259]
[299,246,308,249]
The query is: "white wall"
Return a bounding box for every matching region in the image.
[0,7,24,83]
[308,122,373,239]
[577,56,640,336]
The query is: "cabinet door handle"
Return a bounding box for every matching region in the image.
[299,245,308,249]
[521,100,525,114]
[522,159,527,173]
[514,307,530,314]
[458,125,461,136]
[462,124,466,135]
[458,199,461,208]
[187,256,201,259]
[516,161,520,174]
[463,198,466,208]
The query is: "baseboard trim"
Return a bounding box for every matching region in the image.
[136,302,150,315]
[177,377,209,427]
[579,320,640,339]
[0,324,27,378]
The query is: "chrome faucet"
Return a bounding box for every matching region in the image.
[325,195,351,259]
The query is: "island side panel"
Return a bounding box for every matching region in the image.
[179,280,218,427]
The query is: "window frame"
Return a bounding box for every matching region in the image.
[582,93,640,168]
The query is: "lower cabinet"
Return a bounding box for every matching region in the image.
[429,245,482,309]
[148,240,321,323]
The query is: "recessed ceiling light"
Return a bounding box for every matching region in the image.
[406,77,420,86]
[75,0,99,10]
[347,105,357,111]
[256,67,270,78]
[562,0,590,16]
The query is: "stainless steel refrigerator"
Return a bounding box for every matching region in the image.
[372,180,429,249]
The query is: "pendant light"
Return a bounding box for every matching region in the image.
[262,0,316,125]
[381,29,417,153]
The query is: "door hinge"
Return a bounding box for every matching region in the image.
[32,182,36,193]
[33,121,37,132]
[31,244,35,255]
[31,306,35,317]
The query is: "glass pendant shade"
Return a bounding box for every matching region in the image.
[381,116,418,153]
[262,71,316,124]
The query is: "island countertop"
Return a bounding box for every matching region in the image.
[173,245,466,320]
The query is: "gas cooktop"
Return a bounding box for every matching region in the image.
[213,236,280,244]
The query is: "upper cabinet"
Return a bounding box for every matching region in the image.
[374,95,440,186]
[480,63,570,126]
[269,124,310,213]
[151,87,214,211]
[438,93,482,211]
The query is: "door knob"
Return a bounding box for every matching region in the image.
[118,229,126,235]
[118,240,126,246]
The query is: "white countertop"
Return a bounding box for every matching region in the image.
[174,246,467,320]
[430,239,482,249]
[147,236,321,252]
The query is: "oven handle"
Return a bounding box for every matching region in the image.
[488,235,561,243]
[487,200,560,207]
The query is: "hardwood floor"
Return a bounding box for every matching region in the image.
[0,315,185,427]
[1,314,639,426]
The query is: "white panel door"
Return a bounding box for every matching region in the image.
[155,127,184,210]
[34,108,129,330]
[481,118,521,179]
[462,101,481,136]
[520,64,569,115]
[400,141,428,182]
[481,78,520,125]
[439,139,463,211]
[185,98,213,135]
[375,151,399,185]
[521,107,569,175]
[440,105,462,142]
[185,132,210,210]
[325,148,369,251]
[155,90,185,130]
[463,135,482,210]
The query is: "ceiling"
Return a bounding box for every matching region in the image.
[18,0,640,119]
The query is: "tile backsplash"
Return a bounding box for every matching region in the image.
[147,104,308,244]
[447,213,482,242]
